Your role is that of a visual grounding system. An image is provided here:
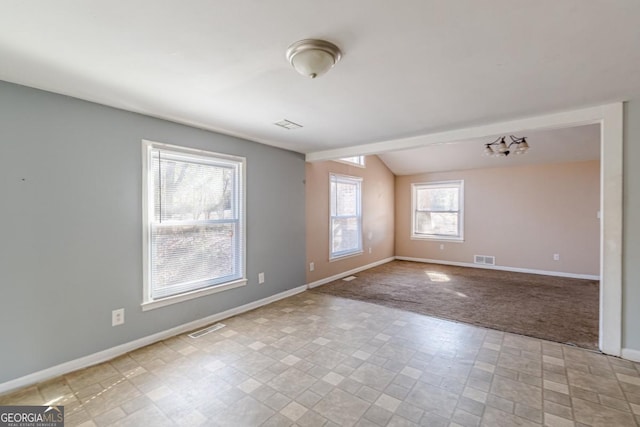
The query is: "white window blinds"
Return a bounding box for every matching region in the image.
[144,143,245,300]
[330,174,363,259]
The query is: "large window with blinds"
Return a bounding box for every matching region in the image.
[330,174,363,260]
[142,140,246,310]
[412,180,464,241]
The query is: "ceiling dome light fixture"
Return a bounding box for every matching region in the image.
[483,135,529,157]
[286,39,342,79]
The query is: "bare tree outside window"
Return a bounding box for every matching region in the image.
[145,146,244,300]
[330,174,363,259]
[412,181,464,240]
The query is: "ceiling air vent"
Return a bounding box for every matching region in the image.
[274,119,303,130]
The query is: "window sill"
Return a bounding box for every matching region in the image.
[141,278,247,311]
[329,250,364,262]
[411,235,464,243]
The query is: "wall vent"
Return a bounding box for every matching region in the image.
[188,322,226,339]
[342,275,357,281]
[474,255,495,265]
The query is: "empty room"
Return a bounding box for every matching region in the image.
[310,125,601,350]
[1,2,640,427]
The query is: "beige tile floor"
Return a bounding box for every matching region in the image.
[2,291,640,426]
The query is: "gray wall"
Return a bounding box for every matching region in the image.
[623,100,640,351]
[0,81,306,384]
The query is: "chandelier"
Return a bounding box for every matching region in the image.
[483,135,529,157]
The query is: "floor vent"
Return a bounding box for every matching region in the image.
[474,255,496,266]
[188,323,226,339]
[342,275,357,282]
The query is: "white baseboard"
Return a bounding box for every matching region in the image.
[307,257,395,289]
[0,285,307,395]
[621,348,640,363]
[395,256,600,281]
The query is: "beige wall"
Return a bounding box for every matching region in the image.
[306,155,395,283]
[395,160,600,276]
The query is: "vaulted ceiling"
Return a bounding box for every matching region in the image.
[378,124,600,176]
[0,1,637,173]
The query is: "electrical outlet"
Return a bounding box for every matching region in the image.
[368,247,372,254]
[112,308,125,326]
[440,244,444,250]
[553,253,560,261]
[309,262,315,272]
[258,272,265,284]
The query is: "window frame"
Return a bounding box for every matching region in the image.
[329,173,364,260]
[141,140,247,311]
[335,156,366,168]
[411,180,464,242]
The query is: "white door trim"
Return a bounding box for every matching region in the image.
[598,103,623,356]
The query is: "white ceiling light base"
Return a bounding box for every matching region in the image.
[286,39,342,79]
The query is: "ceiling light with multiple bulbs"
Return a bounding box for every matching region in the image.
[286,39,342,79]
[484,135,530,157]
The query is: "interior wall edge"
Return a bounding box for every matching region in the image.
[306,257,395,289]
[621,348,640,363]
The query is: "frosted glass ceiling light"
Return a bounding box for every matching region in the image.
[286,39,342,79]
[483,135,529,157]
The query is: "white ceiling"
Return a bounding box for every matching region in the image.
[379,124,600,175]
[0,1,637,172]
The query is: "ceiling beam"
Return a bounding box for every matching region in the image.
[304,104,613,162]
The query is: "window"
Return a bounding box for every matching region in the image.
[337,156,365,167]
[412,180,464,241]
[330,174,363,259]
[142,140,246,310]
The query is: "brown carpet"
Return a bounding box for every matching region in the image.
[312,260,599,350]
